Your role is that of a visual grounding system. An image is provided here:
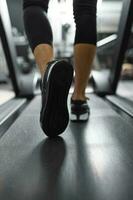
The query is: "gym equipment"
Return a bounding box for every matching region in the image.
[0,0,40,97]
[93,0,133,95]
[1,1,133,200]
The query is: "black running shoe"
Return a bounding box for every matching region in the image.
[70,97,90,122]
[40,60,73,137]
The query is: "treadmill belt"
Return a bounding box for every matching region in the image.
[0,94,133,200]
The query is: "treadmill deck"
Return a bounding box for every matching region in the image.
[0,94,133,200]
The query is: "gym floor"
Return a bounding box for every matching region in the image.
[0,94,133,200]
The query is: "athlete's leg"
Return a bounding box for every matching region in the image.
[23,0,54,77]
[72,0,97,100]
[23,0,73,136]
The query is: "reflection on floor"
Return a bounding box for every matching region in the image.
[0,94,133,200]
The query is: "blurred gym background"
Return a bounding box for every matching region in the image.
[0,0,133,105]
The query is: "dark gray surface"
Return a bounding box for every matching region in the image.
[0,94,133,200]
[0,98,26,123]
[107,95,133,116]
[0,98,27,138]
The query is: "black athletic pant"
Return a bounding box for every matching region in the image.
[23,0,97,52]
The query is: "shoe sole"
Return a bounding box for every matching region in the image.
[70,112,89,123]
[40,60,73,137]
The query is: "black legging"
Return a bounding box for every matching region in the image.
[23,0,97,52]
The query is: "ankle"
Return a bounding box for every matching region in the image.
[41,64,47,78]
[41,60,53,79]
[72,93,87,101]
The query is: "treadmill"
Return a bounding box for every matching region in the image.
[0,0,133,200]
